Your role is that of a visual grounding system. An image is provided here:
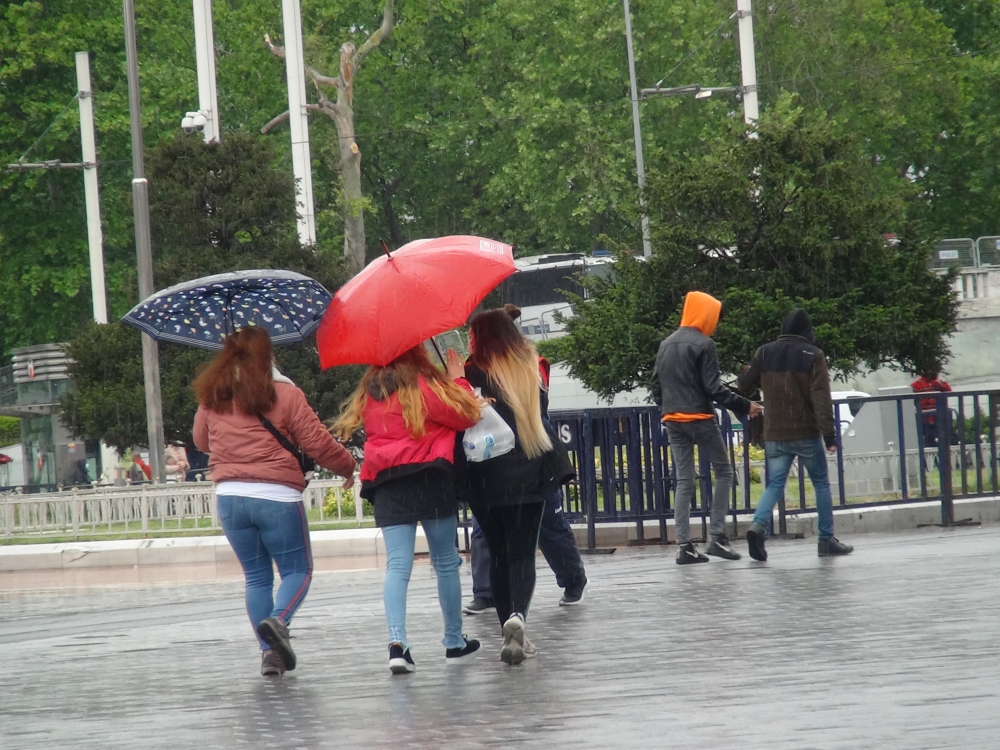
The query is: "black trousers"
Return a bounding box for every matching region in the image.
[473,502,544,627]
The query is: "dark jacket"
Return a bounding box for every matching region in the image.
[457,362,556,509]
[737,309,836,448]
[650,291,750,418]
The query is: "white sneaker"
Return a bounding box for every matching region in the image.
[523,637,537,658]
[500,614,525,665]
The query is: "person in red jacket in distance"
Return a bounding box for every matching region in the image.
[334,345,483,675]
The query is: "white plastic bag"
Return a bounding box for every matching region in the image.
[463,391,516,462]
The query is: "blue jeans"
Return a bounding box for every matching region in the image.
[383,516,465,650]
[753,439,834,539]
[471,490,586,598]
[218,496,313,650]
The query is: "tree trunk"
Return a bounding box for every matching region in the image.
[263,1,394,276]
[329,96,366,273]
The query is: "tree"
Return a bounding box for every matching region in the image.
[59,134,361,452]
[261,1,394,273]
[546,97,959,399]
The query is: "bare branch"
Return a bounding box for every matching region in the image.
[261,110,290,134]
[266,32,342,90]
[352,0,394,69]
[263,33,285,60]
[261,104,326,134]
[306,66,342,89]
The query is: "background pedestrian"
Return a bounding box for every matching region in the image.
[737,308,854,560]
[651,291,760,564]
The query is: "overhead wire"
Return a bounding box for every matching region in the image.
[15,94,81,164]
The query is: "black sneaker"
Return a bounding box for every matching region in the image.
[746,522,768,561]
[256,617,296,671]
[559,580,587,606]
[676,541,709,564]
[260,649,286,677]
[388,643,416,675]
[462,597,495,615]
[818,537,854,557]
[706,534,742,560]
[445,636,481,664]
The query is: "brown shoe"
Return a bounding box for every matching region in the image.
[261,649,286,677]
[257,617,296,671]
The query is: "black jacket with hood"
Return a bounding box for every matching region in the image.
[650,291,751,419]
[737,309,836,448]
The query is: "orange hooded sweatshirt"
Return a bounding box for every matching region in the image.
[661,291,722,423]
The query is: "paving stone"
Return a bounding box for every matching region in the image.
[2,527,999,749]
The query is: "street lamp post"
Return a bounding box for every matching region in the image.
[623,0,652,258]
[123,0,167,484]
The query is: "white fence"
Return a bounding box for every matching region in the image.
[757,444,981,501]
[1,477,363,539]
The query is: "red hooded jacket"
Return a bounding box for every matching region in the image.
[359,376,478,489]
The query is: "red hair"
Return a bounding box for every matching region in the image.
[192,327,277,415]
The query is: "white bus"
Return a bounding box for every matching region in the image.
[499,253,649,409]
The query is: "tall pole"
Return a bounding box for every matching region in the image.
[736,0,759,125]
[192,0,220,143]
[623,0,652,258]
[75,52,108,325]
[123,0,167,484]
[281,0,317,246]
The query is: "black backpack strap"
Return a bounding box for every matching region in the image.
[257,414,300,459]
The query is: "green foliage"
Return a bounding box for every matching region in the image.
[0,417,20,446]
[552,99,959,399]
[322,488,373,518]
[0,0,989,372]
[59,134,362,451]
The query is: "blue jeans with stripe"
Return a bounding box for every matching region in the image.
[218,495,313,650]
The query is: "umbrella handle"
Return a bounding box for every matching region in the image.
[430,338,447,367]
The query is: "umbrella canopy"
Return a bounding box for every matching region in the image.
[121,270,332,350]
[0,454,11,465]
[317,235,515,368]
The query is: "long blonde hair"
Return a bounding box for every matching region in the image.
[469,309,552,459]
[333,346,480,440]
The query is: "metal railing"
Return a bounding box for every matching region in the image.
[1,477,362,539]
[932,236,1000,271]
[549,390,1000,550]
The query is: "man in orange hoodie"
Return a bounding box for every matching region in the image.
[651,292,762,564]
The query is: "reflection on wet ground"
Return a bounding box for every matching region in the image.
[2,528,999,749]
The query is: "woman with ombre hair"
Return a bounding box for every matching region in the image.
[192,327,356,677]
[333,344,482,674]
[462,308,561,665]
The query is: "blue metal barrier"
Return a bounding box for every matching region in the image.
[550,389,1000,550]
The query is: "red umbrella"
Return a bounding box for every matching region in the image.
[317,235,515,368]
[0,454,11,465]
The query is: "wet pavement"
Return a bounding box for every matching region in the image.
[2,527,999,749]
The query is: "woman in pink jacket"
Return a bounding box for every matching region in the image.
[193,328,356,677]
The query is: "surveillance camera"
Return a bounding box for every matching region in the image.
[181,111,207,134]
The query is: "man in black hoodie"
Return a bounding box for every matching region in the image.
[737,309,853,561]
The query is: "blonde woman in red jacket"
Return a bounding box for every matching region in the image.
[334,345,482,674]
[192,328,356,677]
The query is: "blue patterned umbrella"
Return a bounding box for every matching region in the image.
[121,270,332,350]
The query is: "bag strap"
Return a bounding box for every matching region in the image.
[257,414,301,459]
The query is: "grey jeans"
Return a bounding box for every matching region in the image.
[664,418,734,546]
